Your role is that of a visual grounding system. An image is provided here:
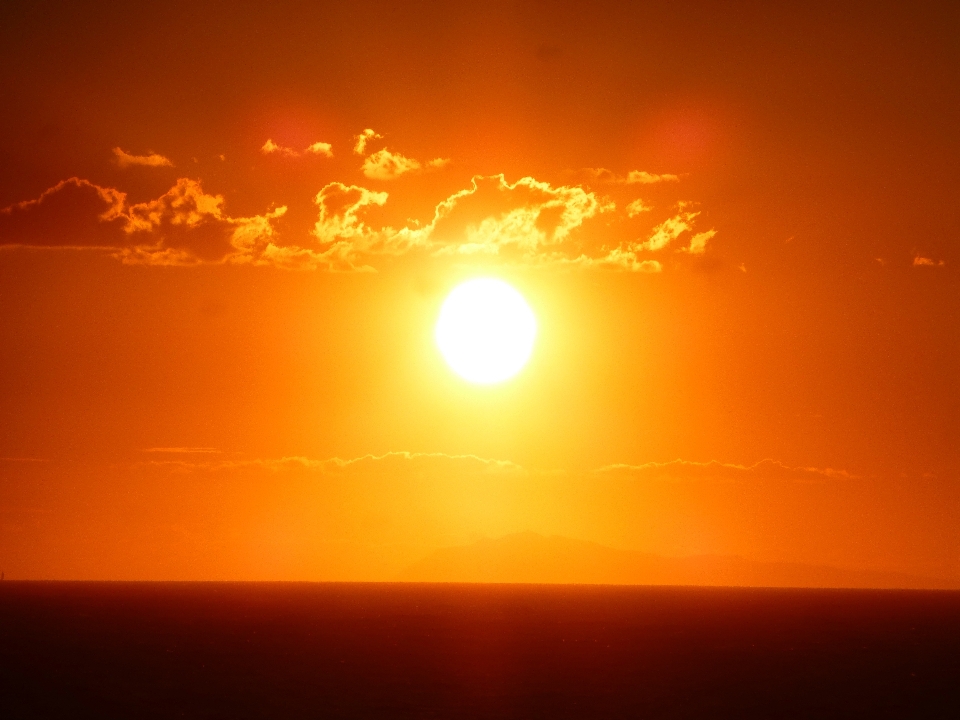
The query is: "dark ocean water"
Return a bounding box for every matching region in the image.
[1,583,958,719]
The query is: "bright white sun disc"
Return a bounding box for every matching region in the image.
[435,278,537,384]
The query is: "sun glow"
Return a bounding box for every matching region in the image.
[435,278,537,384]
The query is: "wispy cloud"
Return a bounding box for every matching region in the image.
[569,204,714,270]
[594,458,857,481]
[307,174,620,270]
[141,451,856,486]
[626,199,651,217]
[142,450,524,475]
[362,148,423,179]
[305,141,333,157]
[581,167,681,184]
[567,252,663,273]
[310,182,390,270]
[640,207,698,251]
[0,177,287,266]
[626,170,680,184]
[261,139,298,157]
[351,128,448,180]
[2,158,716,272]
[361,149,449,180]
[262,139,333,158]
[683,229,716,255]
[113,147,173,168]
[0,177,127,248]
[353,128,383,155]
[430,175,612,258]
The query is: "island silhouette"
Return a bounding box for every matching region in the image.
[398,532,955,589]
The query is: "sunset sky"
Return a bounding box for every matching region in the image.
[1,1,958,583]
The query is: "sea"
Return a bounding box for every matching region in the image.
[1,582,958,718]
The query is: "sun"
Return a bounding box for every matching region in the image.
[435,278,537,384]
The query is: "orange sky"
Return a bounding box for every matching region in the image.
[1,1,958,583]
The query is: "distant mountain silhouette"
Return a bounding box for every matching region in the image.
[398,532,957,589]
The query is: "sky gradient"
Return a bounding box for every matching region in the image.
[1,0,958,583]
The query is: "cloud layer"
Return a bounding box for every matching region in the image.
[0,177,287,265]
[0,172,717,270]
[113,147,173,168]
[307,173,714,271]
[1,131,719,271]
